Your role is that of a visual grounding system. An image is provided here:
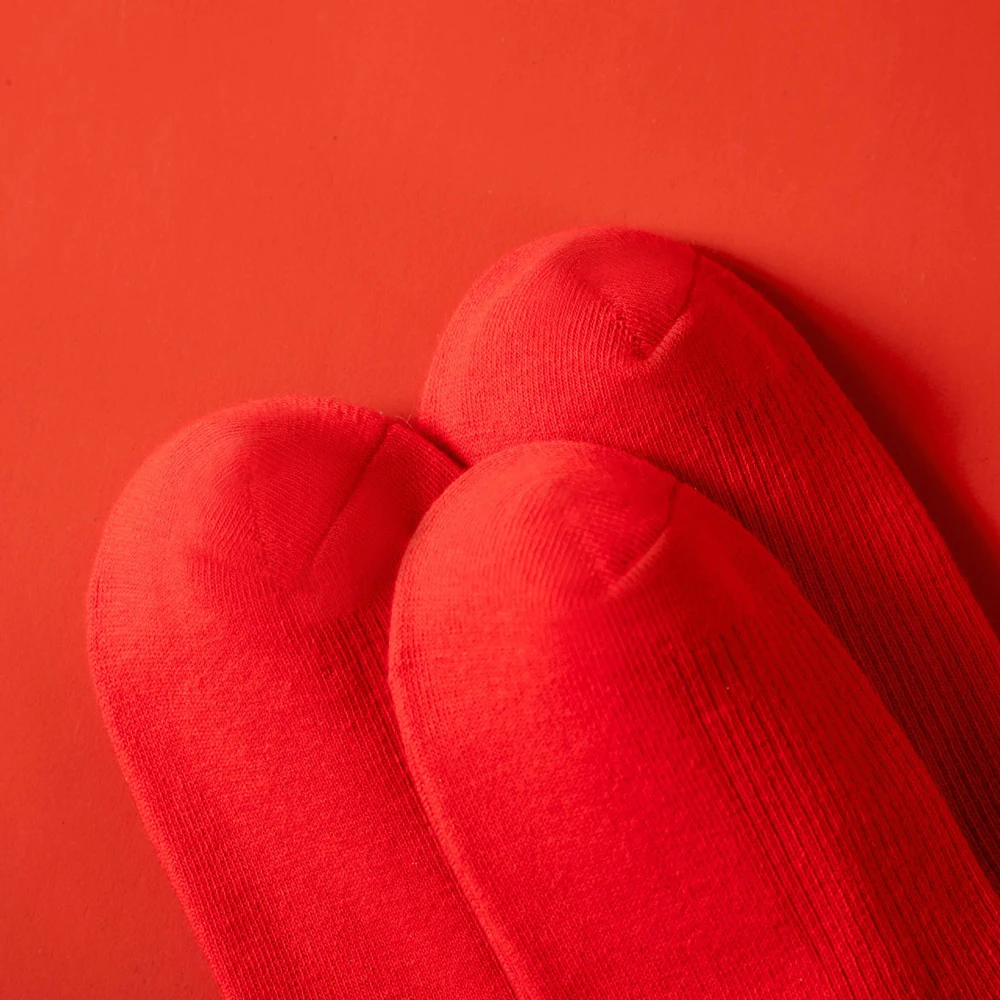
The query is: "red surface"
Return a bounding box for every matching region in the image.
[2,1,999,995]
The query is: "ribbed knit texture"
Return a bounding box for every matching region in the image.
[87,398,515,1000]
[389,441,1000,1000]
[418,226,1000,888]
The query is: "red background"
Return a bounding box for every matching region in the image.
[3,2,999,995]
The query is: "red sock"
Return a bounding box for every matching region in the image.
[390,441,1000,998]
[88,398,514,999]
[418,227,1000,887]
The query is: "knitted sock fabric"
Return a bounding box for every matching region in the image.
[87,398,514,1000]
[417,227,1000,887]
[389,441,1000,1000]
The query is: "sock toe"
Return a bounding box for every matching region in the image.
[408,441,678,607]
[93,398,455,628]
[420,227,698,462]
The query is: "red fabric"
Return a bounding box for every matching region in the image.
[86,231,1000,997]
[419,227,1000,889]
[87,398,513,998]
[389,440,1000,997]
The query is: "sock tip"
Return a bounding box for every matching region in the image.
[88,398,395,611]
[418,228,699,462]
[403,442,679,614]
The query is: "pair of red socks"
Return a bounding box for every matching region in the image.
[89,228,1000,998]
